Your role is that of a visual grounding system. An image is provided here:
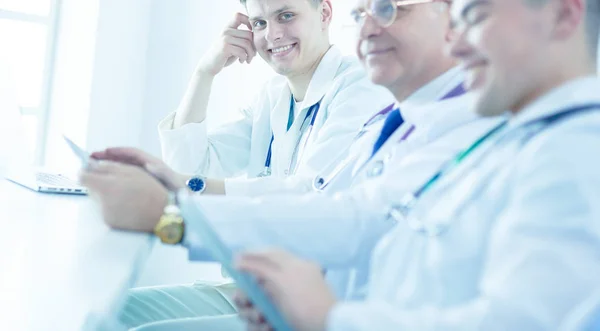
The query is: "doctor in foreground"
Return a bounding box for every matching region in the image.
[232,0,600,329]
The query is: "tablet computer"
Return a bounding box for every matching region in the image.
[178,195,293,331]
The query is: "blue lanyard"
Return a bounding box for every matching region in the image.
[261,97,321,176]
[414,103,600,199]
[391,103,600,236]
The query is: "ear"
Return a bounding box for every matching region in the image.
[438,1,454,43]
[321,0,334,29]
[553,0,585,40]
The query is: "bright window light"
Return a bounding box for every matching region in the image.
[0,19,47,109]
[0,0,51,16]
[0,0,57,165]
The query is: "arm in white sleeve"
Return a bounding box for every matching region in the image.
[180,139,454,269]
[223,69,394,196]
[180,184,394,269]
[158,105,254,177]
[327,124,600,331]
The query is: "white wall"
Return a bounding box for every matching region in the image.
[44,0,99,171]
[138,0,271,158]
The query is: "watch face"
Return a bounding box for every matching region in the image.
[164,223,184,244]
[187,177,206,192]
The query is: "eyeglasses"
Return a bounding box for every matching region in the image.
[351,0,442,28]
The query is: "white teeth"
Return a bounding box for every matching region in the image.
[272,45,293,54]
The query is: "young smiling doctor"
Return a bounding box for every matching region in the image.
[93,0,393,198]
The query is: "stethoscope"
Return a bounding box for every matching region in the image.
[312,83,467,191]
[388,103,600,237]
[311,103,396,191]
[257,96,322,177]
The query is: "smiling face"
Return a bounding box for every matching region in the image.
[246,0,332,77]
[449,0,594,116]
[353,0,455,98]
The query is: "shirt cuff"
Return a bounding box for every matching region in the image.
[327,302,363,331]
[178,190,215,262]
[158,111,176,130]
[224,176,254,196]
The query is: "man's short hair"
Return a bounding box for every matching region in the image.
[526,0,599,56]
[586,0,600,56]
[239,0,323,8]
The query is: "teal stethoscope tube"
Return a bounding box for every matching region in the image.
[259,97,322,177]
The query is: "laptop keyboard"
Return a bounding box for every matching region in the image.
[36,173,82,188]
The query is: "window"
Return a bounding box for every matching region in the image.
[331,0,360,55]
[0,0,60,164]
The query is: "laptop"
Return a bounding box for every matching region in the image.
[5,170,88,195]
[1,60,88,195]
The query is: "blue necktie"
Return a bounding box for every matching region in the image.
[371,108,404,157]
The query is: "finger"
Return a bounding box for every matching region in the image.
[144,163,177,190]
[90,150,109,160]
[105,147,159,166]
[78,171,111,192]
[233,290,252,308]
[87,160,128,175]
[223,35,255,59]
[224,44,250,63]
[239,249,294,267]
[223,28,254,41]
[238,306,264,324]
[236,251,285,274]
[223,29,256,60]
[228,12,252,31]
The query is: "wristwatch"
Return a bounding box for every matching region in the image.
[186,176,207,194]
[154,191,185,245]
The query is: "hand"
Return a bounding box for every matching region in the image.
[91,147,188,191]
[79,161,168,232]
[236,249,337,331]
[196,12,257,76]
[234,290,273,331]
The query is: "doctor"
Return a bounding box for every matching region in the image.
[231,0,600,329]
[82,0,504,329]
[96,0,394,198]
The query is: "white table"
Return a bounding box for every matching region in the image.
[0,179,154,331]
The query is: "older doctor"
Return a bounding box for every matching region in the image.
[230,0,600,329]
[82,0,505,329]
[94,0,393,198]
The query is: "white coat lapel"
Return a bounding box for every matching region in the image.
[269,85,292,176]
[278,47,344,175]
[269,47,345,176]
[302,46,342,109]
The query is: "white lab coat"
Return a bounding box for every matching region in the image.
[180,69,504,299]
[159,46,394,196]
[326,77,600,330]
[316,66,466,194]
